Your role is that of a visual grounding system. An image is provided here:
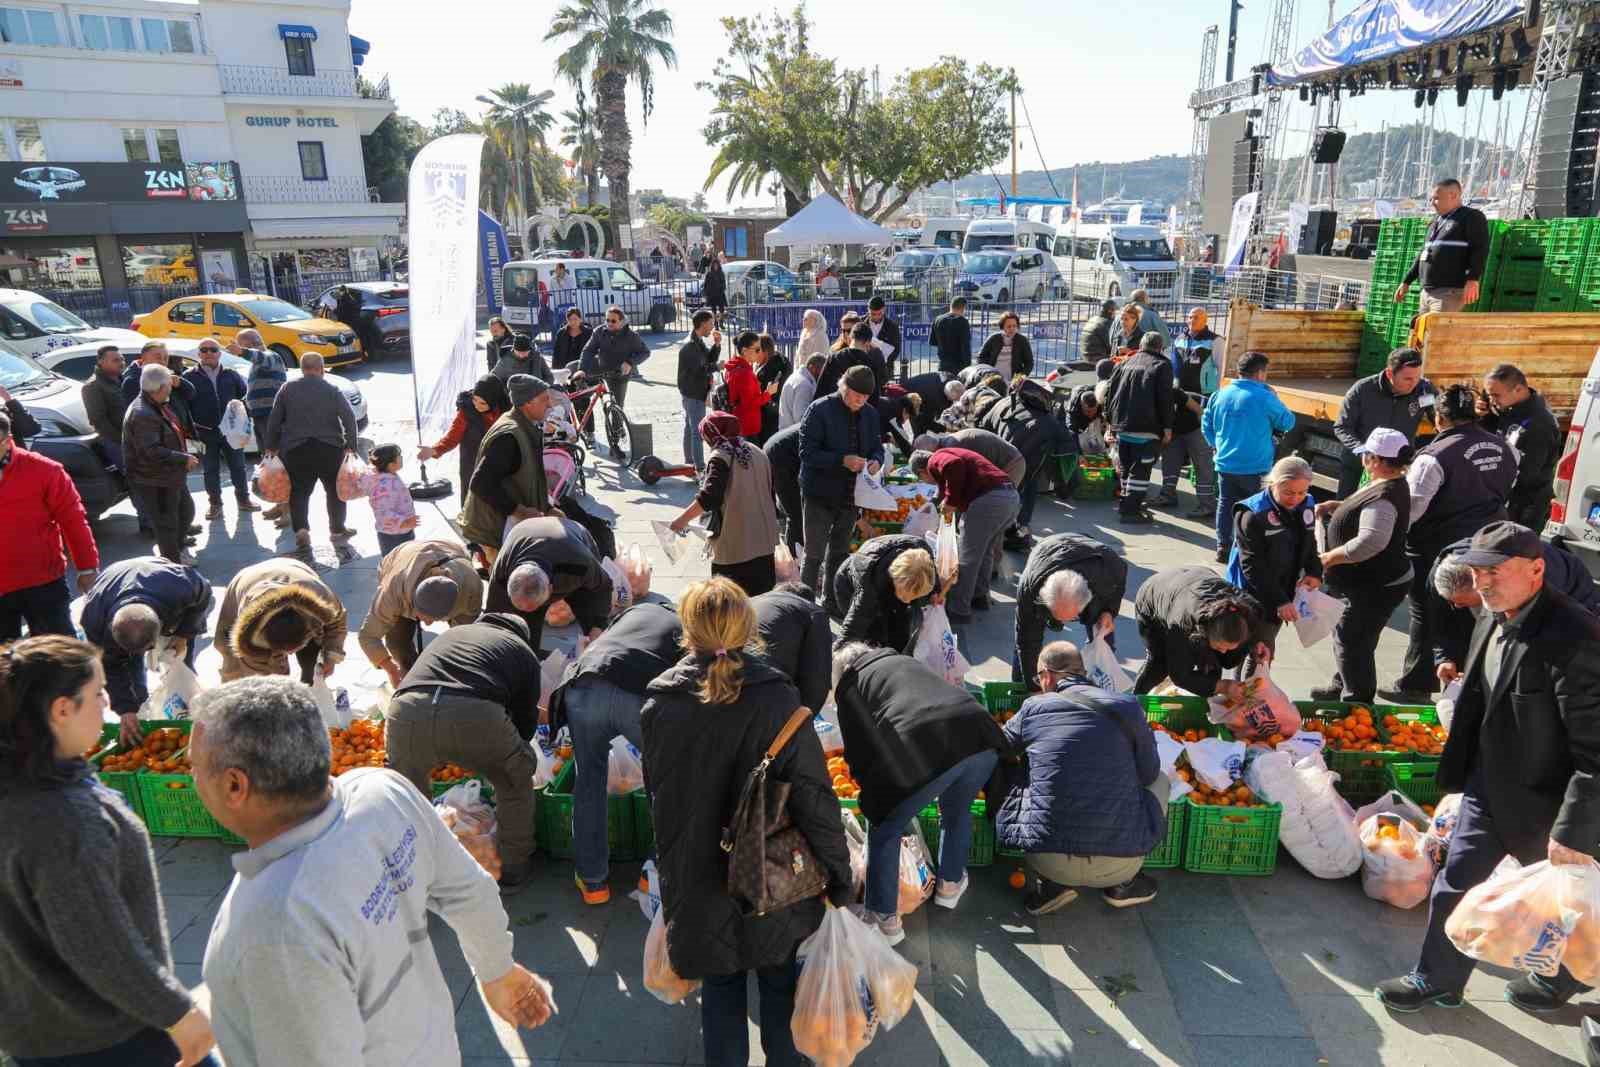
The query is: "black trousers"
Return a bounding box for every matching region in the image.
[283,439,347,535]
[1330,579,1410,701]
[0,576,74,642]
[712,554,776,598]
[133,483,195,562]
[1397,549,1441,693]
[773,471,804,552]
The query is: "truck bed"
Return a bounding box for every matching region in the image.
[1271,379,1353,423]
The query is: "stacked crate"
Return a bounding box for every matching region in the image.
[1482,219,1545,312]
[1534,218,1592,312]
[1360,219,1426,375]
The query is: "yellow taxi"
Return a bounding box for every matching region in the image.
[133,292,364,367]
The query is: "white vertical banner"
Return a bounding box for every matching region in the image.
[407,133,485,443]
[1225,191,1260,269]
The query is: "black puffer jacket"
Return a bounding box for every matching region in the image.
[1013,534,1129,689]
[1133,567,1262,697]
[642,656,852,979]
[752,587,832,712]
[975,331,1034,378]
[835,535,934,654]
[978,378,1073,473]
[676,334,720,401]
[904,372,951,434]
[486,516,611,646]
[1105,351,1174,437]
[547,602,683,734]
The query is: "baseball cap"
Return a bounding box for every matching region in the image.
[1456,521,1543,567]
[1354,427,1410,459]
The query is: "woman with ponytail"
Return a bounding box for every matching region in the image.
[0,636,217,1066]
[640,577,852,1067]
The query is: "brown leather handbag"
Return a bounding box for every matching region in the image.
[721,706,829,916]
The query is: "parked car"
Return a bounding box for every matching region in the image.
[310,281,410,359]
[33,337,369,440]
[133,293,363,368]
[0,343,125,520]
[954,247,1059,305]
[687,260,804,308]
[0,287,146,360]
[873,249,963,303]
[146,255,199,286]
[1547,344,1600,575]
[500,256,677,334]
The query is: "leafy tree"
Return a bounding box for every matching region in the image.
[360,113,427,202]
[647,202,709,240]
[560,103,602,207]
[546,0,677,253]
[479,83,558,225]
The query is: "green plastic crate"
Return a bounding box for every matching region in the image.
[1144,797,1187,870]
[90,721,192,823]
[1293,702,1405,805]
[1387,762,1444,810]
[633,790,655,857]
[429,776,497,804]
[137,769,244,845]
[1182,800,1282,876]
[1072,466,1116,500]
[538,760,646,862]
[978,680,1028,718]
[1140,694,1218,737]
[916,797,995,868]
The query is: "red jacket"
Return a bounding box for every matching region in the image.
[928,447,1011,513]
[723,355,764,437]
[0,447,98,595]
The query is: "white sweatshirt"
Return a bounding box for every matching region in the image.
[202,769,515,1067]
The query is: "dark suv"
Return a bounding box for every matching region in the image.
[311,282,410,360]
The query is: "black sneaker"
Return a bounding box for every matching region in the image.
[1024,878,1079,915]
[1118,510,1155,525]
[1309,685,1343,701]
[1103,872,1158,908]
[1375,973,1463,1013]
[1185,504,1214,520]
[1377,686,1432,705]
[1506,971,1586,1013]
[972,596,992,611]
[1214,546,1229,563]
[1149,492,1180,508]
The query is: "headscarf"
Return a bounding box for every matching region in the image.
[699,411,753,467]
[472,374,509,412]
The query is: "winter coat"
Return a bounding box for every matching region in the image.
[798,394,883,503]
[80,368,127,442]
[833,648,1008,823]
[551,324,592,371]
[121,395,190,490]
[486,516,611,636]
[927,447,1010,513]
[931,311,972,375]
[392,614,542,740]
[3,397,38,443]
[998,676,1164,857]
[80,558,211,714]
[836,535,933,655]
[120,364,194,432]
[976,379,1072,472]
[1013,534,1129,688]
[547,602,683,736]
[1226,488,1322,612]
[677,334,720,400]
[641,655,852,979]
[356,540,483,665]
[904,372,952,434]
[1430,536,1600,669]
[214,559,347,682]
[1333,371,1436,453]
[1105,350,1174,437]
[918,429,1024,486]
[1133,567,1262,697]
[755,353,790,440]
[976,331,1034,378]
[0,447,98,597]
[1079,314,1113,364]
[752,587,832,713]
[180,363,248,438]
[701,264,728,308]
[491,349,551,386]
[1201,378,1295,476]
[1482,388,1562,525]
[430,392,502,496]
[579,324,649,376]
[813,346,887,404]
[484,330,515,373]
[721,355,765,437]
[242,347,286,422]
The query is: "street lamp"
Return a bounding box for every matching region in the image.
[477,94,537,247]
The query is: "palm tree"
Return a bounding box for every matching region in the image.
[478,83,556,235]
[546,0,677,255]
[560,104,601,208]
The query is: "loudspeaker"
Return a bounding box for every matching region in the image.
[1312,128,1347,164]
[1530,72,1600,218]
[1232,136,1261,200]
[1299,209,1338,256]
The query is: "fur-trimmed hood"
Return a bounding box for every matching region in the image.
[231,577,341,660]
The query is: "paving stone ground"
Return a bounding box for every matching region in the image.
[81,327,1595,1065]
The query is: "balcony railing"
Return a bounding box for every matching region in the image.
[242,175,376,204]
[218,64,390,99]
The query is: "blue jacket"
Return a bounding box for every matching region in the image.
[181,363,248,435]
[1226,488,1319,604]
[80,557,212,714]
[798,394,883,503]
[1201,378,1294,475]
[996,676,1165,858]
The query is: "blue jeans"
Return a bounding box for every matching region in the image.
[700,954,805,1067]
[15,1027,221,1066]
[682,396,706,467]
[200,431,249,504]
[565,675,646,884]
[864,748,999,914]
[1215,471,1262,554]
[377,529,416,556]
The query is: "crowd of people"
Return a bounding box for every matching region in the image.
[3,182,1599,1064]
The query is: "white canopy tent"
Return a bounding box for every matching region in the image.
[762,193,893,255]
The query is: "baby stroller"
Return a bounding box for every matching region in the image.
[543,440,583,505]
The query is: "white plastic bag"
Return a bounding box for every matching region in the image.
[1447,857,1600,982]
[913,602,971,685]
[842,809,868,901]
[814,706,845,757]
[435,779,501,880]
[1245,750,1362,879]
[903,502,940,540]
[1291,586,1346,648]
[650,520,686,565]
[1424,793,1463,868]
[934,517,960,585]
[1436,677,1464,730]
[897,831,936,915]
[1355,789,1431,832]
[631,858,662,920]
[1360,813,1437,909]
[599,556,632,617]
[220,398,255,451]
[139,646,201,721]
[336,451,369,501]
[1274,730,1326,763]
[1206,669,1301,741]
[309,666,350,728]
[1081,635,1132,692]
[1185,737,1247,791]
[622,544,652,599]
[607,736,645,795]
[644,906,700,1005]
[792,906,919,1066]
[774,543,799,583]
[538,649,569,713]
[854,467,896,511]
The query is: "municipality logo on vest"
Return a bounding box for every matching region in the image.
[423,165,469,229]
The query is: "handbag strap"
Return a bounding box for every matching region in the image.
[761,706,814,767]
[719,705,812,855]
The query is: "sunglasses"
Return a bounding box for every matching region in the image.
[199,346,219,353]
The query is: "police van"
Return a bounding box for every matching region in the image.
[499,256,677,334]
[962,216,1055,255]
[1052,223,1179,302]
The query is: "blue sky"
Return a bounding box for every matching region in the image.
[353,0,1516,208]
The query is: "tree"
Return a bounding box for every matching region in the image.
[479,83,557,228]
[647,202,709,240]
[546,0,678,253]
[700,7,1016,222]
[560,104,601,207]
[361,113,427,202]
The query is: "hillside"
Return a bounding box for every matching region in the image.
[943,125,1511,207]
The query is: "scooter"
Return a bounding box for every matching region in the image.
[635,455,699,485]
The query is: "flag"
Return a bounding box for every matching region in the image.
[1070,167,1080,227]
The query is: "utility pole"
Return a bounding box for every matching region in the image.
[1225,0,1243,82]
[1010,84,1018,197]
[1376,121,1390,200]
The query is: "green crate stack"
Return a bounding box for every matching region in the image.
[1072,466,1116,500]
[633,791,655,857]
[1579,235,1600,310]
[1183,800,1282,876]
[916,797,995,868]
[1386,762,1444,810]
[1471,220,1513,312]
[1357,310,1394,376]
[1541,218,1598,312]
[1293,701,1404,805]
[1143,797,1188,870]
[538,761,647,861]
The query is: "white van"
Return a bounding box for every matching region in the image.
[962,217,1055,255]
[1545,346,1600,569]
[1052,224,1179,302]
[917,217,969,249]
[0,287,145,359]
[955,248,1059,305]
[499,256,677,333]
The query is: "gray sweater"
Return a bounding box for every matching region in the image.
[0,765,192,1059]
[263,374,358,455]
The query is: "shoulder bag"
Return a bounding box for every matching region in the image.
[722,705,829,916]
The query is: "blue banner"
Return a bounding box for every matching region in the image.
[477,209,509,315]
[1266,0,1525,87]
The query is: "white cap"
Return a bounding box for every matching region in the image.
[1354,426,1410,459]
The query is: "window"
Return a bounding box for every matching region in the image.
[0,306,38,340]
[606,267,641,291]
[0,245,98,290]
[138,18,192,53]
[723,226,748,258]
[0,7,60,45]
[297,141,327,181]
[933,229,961,248]
[211,302,248,327]
[284,36,314,75]
[122,127,149,163]
[79,14,136,50]
[5,118,44,161]
[50,354,99,380]
[154,128,181,166]
[574,268,603,291]
[168,300,206,324]
[167,19,194,53]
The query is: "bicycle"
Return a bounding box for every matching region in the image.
[561,370,632,466]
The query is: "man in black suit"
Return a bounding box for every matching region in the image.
[865,295,903,382]
[1377,522,1600,1015]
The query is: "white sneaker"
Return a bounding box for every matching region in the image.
[867,909,906,947]
[934,874,969,910]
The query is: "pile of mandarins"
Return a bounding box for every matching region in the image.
[1383,714,1447,755]
[827,755,860,801]
[329,718,386,777]
[431,762,474,784]
[1150,722,1213,742]
[1299,707,1385,752]
[101,727,188,773]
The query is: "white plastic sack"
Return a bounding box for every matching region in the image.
[643,902,699,1005]
[1425,793,1464,868]
[530,736,560,789]
[1436,677,1464,731]
[607,737,645,795]
[1184,736,1247,791]
[1447,857,1600,981]
[903,502,940,540]
[1274,730,1326,763]
[435,778,501,880]
[814,706,845,757]
[1291,586,1346,648]
[854,467,896,511]
[1244,749,1362,879]
[1355,789,1431,832]
[1360,813,1437,909]
[138,647,201,721]
[1153,730,1186,777]
[897,831,936,915]
[538,649,569,713]
[220,398,255,451]
[842,808,868,901]
[599,557,632,617]
[650,520,686,565]
[309,667,351,729]
[913,602,971,686]
[1081,635,1132,692]
[775,542,799,583]
[631,858,663,921]
[934,517,960,585]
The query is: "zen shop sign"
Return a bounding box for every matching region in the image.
[244,115,339,128]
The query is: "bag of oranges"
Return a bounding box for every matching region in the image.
[791,906,919,1067]
[643,906,700,1005]
[897,831,935,915]
[256,454,290,503]
[435,779,501,881]
[1205,670,1300,741]
[1359,813,1435,909]
[1447,857,1600,979]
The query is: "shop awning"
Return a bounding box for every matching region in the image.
[277,24,318,40]
[250,216,400,241]
[350,34,370,67]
